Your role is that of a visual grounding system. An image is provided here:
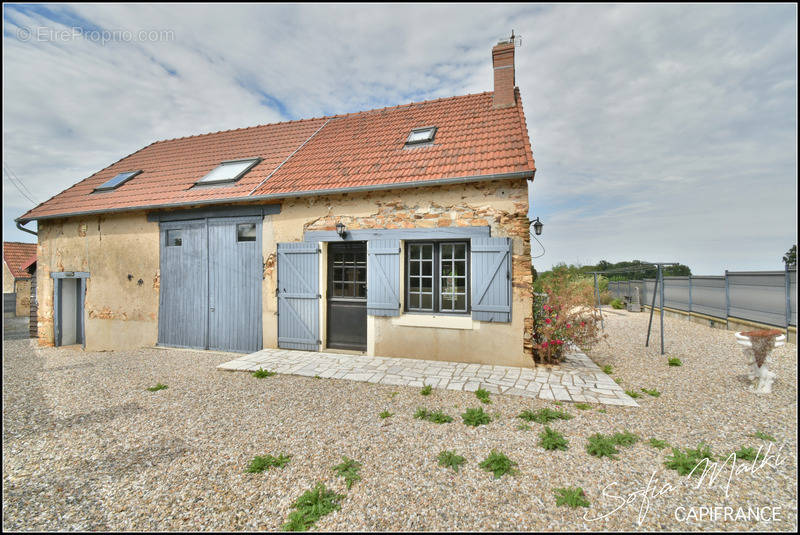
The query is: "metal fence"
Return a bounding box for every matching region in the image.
[608,267,797,328]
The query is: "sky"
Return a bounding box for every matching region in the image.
[2,3,797,275]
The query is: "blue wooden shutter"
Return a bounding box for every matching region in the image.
[471,237,512,322]
[367,239,401,316]
[277,242,320,350]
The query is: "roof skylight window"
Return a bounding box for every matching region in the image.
[196,158,262,185]
[406,126,437,145]
[94,170,141,192]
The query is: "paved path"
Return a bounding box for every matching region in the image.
[218,346,638,406]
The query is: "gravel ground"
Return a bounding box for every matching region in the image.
[2,312,797,531]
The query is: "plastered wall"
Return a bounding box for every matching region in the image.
[36,212,160,349]
[36,178,533,365]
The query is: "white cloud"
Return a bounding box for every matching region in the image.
[2,3,796,275]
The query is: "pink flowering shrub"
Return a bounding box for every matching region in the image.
[532,273,605,364]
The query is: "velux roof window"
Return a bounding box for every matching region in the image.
[196,158,261,185]
[405,126,437,146]
[94,170,141,192]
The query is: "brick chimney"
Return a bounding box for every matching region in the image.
[492,36,516,109]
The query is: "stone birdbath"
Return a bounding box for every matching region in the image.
[734,329,786,394]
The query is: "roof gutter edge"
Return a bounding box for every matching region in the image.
[15,170,534,223]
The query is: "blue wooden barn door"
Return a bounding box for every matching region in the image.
[207,217,263,353]
[158,220,208,349]
[277,242,320,351]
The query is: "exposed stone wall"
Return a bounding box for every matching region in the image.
[14,278,31,317]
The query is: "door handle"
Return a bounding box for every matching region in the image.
[210,307,215,312]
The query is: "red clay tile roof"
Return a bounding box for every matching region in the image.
[3,242,36,279]
[18,90,535,222]
[20,253,37,273]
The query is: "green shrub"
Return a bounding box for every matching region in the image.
[610,298,625,309]
[539,426,569,451]
[475,388,491,404]
[554,486,590,508]
[246,454,292,473]
[146,383,168,392]
[668,357,682,367]
[518,408,573,424]
[281,483,345,531]
[664,443,715,476]
[420,384,432,396]
[332,457,362,489]
[462,407,492,427]
[624,390,641,399]
[379,410,393,419]
[601,364,613,375]
[479,450,518,478]
[750,431,776,442]
[649,438,669,449]
[586,434,620,460]
[414,408,453,424]
[611,430,639,447]
[641,387,661,397]
[574,403,591,410]
[437,450,466,472]
[252,368,277,378]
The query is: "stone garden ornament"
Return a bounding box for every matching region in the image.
[734,329,786,394]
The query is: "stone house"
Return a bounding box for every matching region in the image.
[2,241,36,317]
[15,39,537,366]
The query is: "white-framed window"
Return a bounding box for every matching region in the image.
[405,126,437,145]
[406,241,469,314]
[196,158,261,185]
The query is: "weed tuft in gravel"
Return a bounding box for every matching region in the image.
[649,438,669,449]
[414,408,454,424]
[586,434,620,460]
[246,454,292,473]
[420,384,432,396]
[750,430,776,442]
[462,407,492,427]
[475,388,491,404]
[437,450,466,472]
[332,457,362,489]
[146,383,168,392]
[518,408,573,424]
[479,450,518,478]
[664,443,715,476]
[539,426,569,451]
[667,357,682,367]
[379,410,393,419]
[640,387,661,397]
[554,486,590,508]
[282,483,344,531]
[574,403,591,410]
[252,368,276,378]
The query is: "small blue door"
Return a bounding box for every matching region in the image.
[277,242,320,351]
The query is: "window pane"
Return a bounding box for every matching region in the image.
[442,263,452,276]
[356,268,366,282]
[421,294,432,310]
[422,245,433,260]
[409,294,420,309]
[422,261,432,276]
[333,282,343,296]
[410,245,421,260]
[454,261,465,276]
[454,243,466,259]
[237,223,256,242]
[166,229,182,247]
[356,283,366,298]
[441,244,453,259]
[456,281,466,294]
[410,278,420,291]
[421,278,432,294]
[197,159,258,184]
[454,295,466,311]
[410,262,420,276]
[442,295,453,311]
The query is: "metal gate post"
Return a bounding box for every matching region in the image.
[594,273,604,330]
[688,275,692,317]
[659,265,665,355]
[646,275,657,348]
[724,269,730,329]
[786,263,792,335]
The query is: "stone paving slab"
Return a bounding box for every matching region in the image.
[217,345,638,407]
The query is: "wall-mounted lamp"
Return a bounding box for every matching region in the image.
[335,222,347,239]
[531,217,543,236]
